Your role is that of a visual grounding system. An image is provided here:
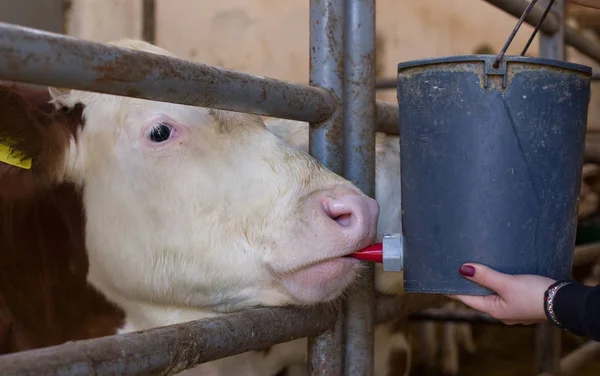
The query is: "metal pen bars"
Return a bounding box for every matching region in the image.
[0,0,598,375]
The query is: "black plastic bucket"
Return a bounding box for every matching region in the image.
[397,55,592,295]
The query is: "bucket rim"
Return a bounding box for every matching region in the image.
[397,54,592,75]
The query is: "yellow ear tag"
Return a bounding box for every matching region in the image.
[0,140,32,170]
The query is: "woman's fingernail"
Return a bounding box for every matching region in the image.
[459,265,475,277]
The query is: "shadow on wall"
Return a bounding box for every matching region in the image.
[472,43,495,55]
[376,31,385,79]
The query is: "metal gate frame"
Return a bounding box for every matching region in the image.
[0,0,598,375]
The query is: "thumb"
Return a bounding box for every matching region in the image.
[459,263,513,296]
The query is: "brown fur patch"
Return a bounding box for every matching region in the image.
[0,83,125,354]
[0,81,54,113]
[0,184,125,352]
[0,85,84,200]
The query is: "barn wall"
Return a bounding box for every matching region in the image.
[0,0,65,33]
[64,0,600,128]
[66,0,142,42]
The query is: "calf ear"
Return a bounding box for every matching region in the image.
[0,85,83,200]
[48,87,76,109]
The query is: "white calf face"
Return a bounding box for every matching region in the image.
[45,40,379,313]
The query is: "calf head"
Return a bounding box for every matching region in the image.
[0,40,378,319]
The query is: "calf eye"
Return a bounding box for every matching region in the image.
[148,123,173,142]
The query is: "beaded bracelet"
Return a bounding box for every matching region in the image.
[544,280,572,329]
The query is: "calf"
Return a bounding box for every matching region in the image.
[0,39,409,375]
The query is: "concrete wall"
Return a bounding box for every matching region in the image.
[65,0,142,42]
[64,0,600,128]
[65,0,545,82]
[0,0,65,33]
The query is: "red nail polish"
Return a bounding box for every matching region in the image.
[459,265,475,277]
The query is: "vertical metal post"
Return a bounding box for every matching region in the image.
[343,0,377,375]
[535,323,562,375]
[309,0,344,176]
[539,0,565,59]
[307,321,344,375]
[142,0,156,44]
[308,0,345,374]
[535,1,565,375]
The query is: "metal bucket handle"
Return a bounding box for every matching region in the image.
[494,0,557,68]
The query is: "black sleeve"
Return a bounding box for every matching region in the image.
[552,280,600,341]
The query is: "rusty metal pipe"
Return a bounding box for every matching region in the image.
[342,0,377,375]
[0,306,339,376]
[0,293,465,376]
[484,0,561,34]
[0,22,399,133]
[0,295,437,376]
[408,308,504,325]
[309,0,345,175]
[375,101,399,135]
[0,22,336,124]
[564,26,600,64]
[307,0,345,374]
[484,0,600,63]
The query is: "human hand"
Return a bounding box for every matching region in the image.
[569,0,600,9]
[448,263,556,325]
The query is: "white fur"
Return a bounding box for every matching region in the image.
[43,39,390,375]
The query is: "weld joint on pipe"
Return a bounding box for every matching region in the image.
[309,88,341,129]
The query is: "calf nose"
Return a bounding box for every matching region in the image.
[320,185,380,249]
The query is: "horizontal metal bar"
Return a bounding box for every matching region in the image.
[375,78,396,90]
[375,294,505,325]
[484,0,559,34]
[0,293,453,376]
[0,22,336,123]
[0,305,338,376]
[0,293,509,375]
[408,308,504,325]
[0,22,400,134]
[564,26,600,65]
[0,294,427,376]
[484,0,600,63]
[375,101,399,135]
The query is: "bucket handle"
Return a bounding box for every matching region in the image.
[493,0,557,68]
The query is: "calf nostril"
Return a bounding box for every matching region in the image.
[322,196,360,230]
[333,213,352,227]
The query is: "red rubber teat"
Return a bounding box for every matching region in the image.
[347,243,383,263]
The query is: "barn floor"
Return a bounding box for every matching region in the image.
[408,322,600,376]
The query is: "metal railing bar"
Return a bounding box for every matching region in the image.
[0,22,399,136]
[342,0,377,373]
[0,22,336,124]
[0,305,338,376]
[375,101,399,135]
[307,0,346,373]
[0,294,442,376]
[484,0,600,63]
